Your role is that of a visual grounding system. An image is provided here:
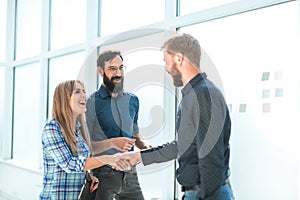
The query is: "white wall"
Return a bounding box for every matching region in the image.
[0,161,42,200]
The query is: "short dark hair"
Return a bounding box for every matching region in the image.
[97,50,123,69]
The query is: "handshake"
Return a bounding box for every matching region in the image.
[95,137,152,171]
[109,151,142,171]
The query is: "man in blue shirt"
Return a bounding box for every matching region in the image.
[86,50,150,200]
[119,34,235,200]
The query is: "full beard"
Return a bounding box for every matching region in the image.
[171,68,183,87]
[172,73,183,87]
[103,72,124,93]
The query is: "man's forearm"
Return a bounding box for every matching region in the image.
[92,139,113,155]
[141,140,178,165]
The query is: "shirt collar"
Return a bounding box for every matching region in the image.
[75,120,81,137]
[76,120,81,129]
[98,84,124,99]
[181,73,207,96]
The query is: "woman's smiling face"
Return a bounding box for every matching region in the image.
[69,82,87,117]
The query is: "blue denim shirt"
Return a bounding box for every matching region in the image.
[86,85,139,155]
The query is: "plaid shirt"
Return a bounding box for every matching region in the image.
[40,120,90,200]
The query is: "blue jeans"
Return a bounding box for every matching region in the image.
[182,183,234,200]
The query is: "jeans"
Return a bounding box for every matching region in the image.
[182,183,235,200]
[91,165,144,200]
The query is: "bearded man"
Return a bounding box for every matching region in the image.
[86,50,150,200]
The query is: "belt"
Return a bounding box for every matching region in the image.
[181,178,230,192]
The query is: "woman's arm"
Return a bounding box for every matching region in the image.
[82,155,132,171]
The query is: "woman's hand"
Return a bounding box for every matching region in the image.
[89,175,99,193]
[95,155,132,171]
[117,151,142,167]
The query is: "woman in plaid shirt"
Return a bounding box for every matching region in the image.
[40,80,130,199]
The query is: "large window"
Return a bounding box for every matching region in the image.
[0,0,7,61]
[0,67,5,157]
[15,0,41,59]
[48,51,85,118]
[124,49,175,200]
[181,1,300,199]
[100,0,165,37]
[180,0,238,15]
[50,0,86,50]
[13,63,41,167]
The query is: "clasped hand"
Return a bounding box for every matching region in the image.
[106,151,142,171]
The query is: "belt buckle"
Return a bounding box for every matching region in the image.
[181,185,201,192]
[182,179,229,192]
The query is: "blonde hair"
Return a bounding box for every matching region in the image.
[52,80,92,156]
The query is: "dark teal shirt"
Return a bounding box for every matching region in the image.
[86,85,139,155]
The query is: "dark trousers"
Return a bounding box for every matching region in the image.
[91,165,144,200]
